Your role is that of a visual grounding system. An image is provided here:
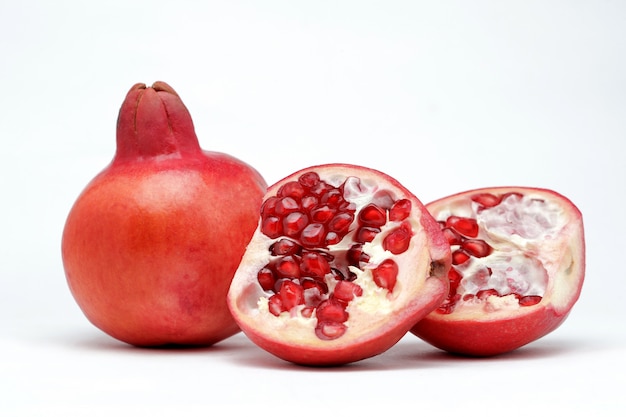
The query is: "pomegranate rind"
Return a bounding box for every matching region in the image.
[62,82,267,346]
[410,186,585,356]
[227,164,451,366]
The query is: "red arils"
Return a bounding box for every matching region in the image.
[519,295,542,306]
[261,216,282,239]
[389,199,412,221]
[412,186,585,357]
[270,238,302,256]
[277,280,305,311]
[283,212,308,237]
[372,259,398,291]
[278,181,306,200]
[461,239,492,258]
[254,171,416,340]
[446,216,479,238]
[359,204,387,227]
[300,223,326,247]
[383,221,413,254]
[300,252,331,279]
[434,191,555,314]
[333,280,364,303]
[471,192,502,208]
[228,163,453,365]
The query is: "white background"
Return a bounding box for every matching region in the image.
[1,0,625,415]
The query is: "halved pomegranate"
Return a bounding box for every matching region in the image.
[410,186,585,356]
[227,164,451,366]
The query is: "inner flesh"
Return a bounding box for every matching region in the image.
[435,191,566,314]
[256,171,416,340]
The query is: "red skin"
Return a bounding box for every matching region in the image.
[413,306,573,357]
[411,186,585,356]
[240,277,449,366]
[62,82,266,346]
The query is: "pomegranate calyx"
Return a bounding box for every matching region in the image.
[115,81,201,161]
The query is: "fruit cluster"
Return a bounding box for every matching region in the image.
[62,82,585,365]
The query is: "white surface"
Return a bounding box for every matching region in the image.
[1,1,625,415]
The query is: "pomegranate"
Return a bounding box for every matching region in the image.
[61,82,266,346]
[410,186,585,356]
[227,164,451,365]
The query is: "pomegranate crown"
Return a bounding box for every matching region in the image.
[115,81,201,160]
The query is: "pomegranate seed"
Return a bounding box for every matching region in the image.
[347,243,370,267]
[477,289,499,299]
[310,205,336,223]
[270,238,302,256]
[436,295,460,314]
[268,294,284,316]
[301,277,329,294]
[322,189,345,207]
[274,256,301,278]
[330,267,347,281]
[448,267,463,282]
[261,196,279,218]
[261,216,283,239]
[278,280,305,310]
[298,171,320,189]
[471,192,502,208]
[389,199,412,221]
[300,252,331,279]
[257,267,276,291]
[461,239,493,258]
[333,280,363,303]
[278,181,306,200]
[451,249,470,265]
[519,295,542,306]
[328,212,354,235]
[316,299,349,323]
[301,306,315,318]
[358,204,387,227]
[502,192,523,202]
[300,223,326,247]
[309,181,333,197]
[275,197,300,216]
[442,228,463,246]
[446,216,479,238]
[355,226,380,243]
[301,195,318,212]
[315,321,347,340]
[372,259,398,291]
[282,212,308,237]
[276,183,299,199]
[382,221,412,254]
[447,267,462,294]
[325,232,340,245]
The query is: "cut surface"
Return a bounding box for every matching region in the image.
[228,164,450,365]
[411,186,585,356]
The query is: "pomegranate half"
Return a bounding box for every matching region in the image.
[61,81,266,346]
[410,186,585,356]
[227,164,451,365]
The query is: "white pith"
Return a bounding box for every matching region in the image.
[229,172,433,345]
[435,191,577,317]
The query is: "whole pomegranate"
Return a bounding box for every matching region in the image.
[410,186,585,356]
[227,164,451,365]
[61,81,266,346]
